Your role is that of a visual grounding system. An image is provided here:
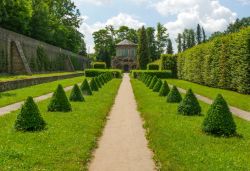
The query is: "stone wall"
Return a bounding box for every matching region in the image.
[0,27,90,74]
[0,73,84,92]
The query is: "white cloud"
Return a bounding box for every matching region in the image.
[74,0,112,6]
[79,13,145,53]
[152,0,237,52]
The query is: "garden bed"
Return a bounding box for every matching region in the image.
[0,79,121,170]
[131,79,250,170]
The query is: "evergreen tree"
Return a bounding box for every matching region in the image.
[146,27,157,61]
[202,94,236,136]
[149,76,158,89]
[166,39,173,54]
[167,86,182,103]
[156,23,169,57]
[48,84,72,112]
[137,26,149,69]
[69,84,84,102]
[80,79,92,95]
[178,89,201,115]
[196,24,202,44]
[176,33,182,53]
[15,96,46,131]
[90,78,99,91]
[153,79,163,92]
[202,27,206,43]
[159,80,170,96]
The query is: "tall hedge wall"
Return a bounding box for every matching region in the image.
[177,27,250,94]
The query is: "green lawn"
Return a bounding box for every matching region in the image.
[0,71,84,82]
[166,79,250,112]
[131,79,250,171]
[0,79,121,170]
[0,76,86,107]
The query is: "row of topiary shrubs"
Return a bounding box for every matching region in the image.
[14,72,115,132]
[138,73,237,137]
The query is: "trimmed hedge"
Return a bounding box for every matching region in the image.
[161,54,177,78]
[177,27,250,94]
[147,63,160,70]
[131,70,172,79]
[91,62,106,69]
[85,69,122,78]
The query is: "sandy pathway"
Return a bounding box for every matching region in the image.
[89,74,155,171]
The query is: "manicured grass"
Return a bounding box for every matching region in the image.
[0,76,86,107]
[0,79,121,170]
[0,71,84,82]
[131,79,250,171]
[166,79,250,112]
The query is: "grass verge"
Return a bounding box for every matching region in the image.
[166,79,250,112]
[131,79,250,171]
[0,71,84,82]
[0,79,121,170]
[0,76,86,107]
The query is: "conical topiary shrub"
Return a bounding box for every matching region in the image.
[69,84,85,102]
[159,80,170,96]
[146,76,152,87]
[167,86,182,103]
[100,75,106,85]
[98,76,104,86]
[202,94,236,136]
[15,96,46,131]
[153,79,163,92]
[178,89,201,115]
[143,74,149,84]
[95,77,102,88]
[48,84,72,112]
[90,78,99,91]
[149,76,158,89]
[80,79,92,95]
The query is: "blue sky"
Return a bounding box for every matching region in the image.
[73,0,250,52]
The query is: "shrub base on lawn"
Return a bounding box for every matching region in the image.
[202,94,236,136]
[15,97,46,131]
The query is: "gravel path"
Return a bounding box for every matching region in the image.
[0,85,74,116]
[89,74,155,171]
[171,85,250,121]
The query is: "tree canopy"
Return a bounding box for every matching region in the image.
[0,0,86,54]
